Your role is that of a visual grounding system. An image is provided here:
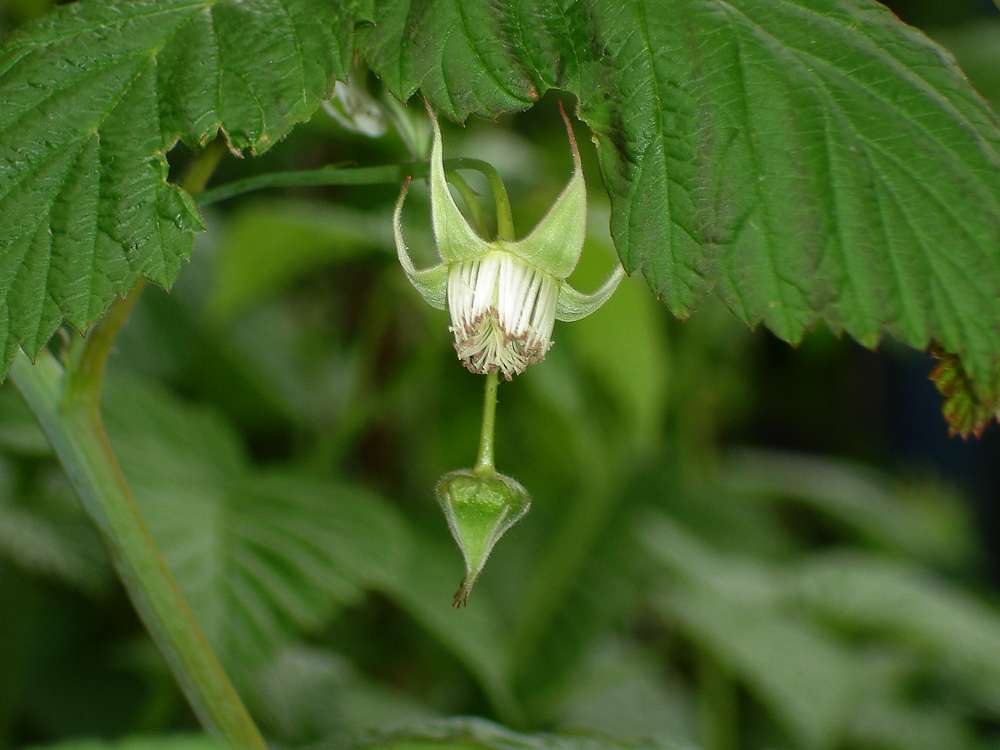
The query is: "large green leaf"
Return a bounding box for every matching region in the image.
[27,724,691,750]
[553,640,697,743]
[654,589,857,750]
[0,0,357,376]
[0,381,49,454]
[103,376,411,674]
[27,739,221,750]
[253,645,433,743]
[4,0,999,415]
[641,513,1000,746]
[338,718,693,750]
[641,517,855,750]
[31,735,222,750]
[360,0,1000,412]
[789,552,1000,712]
[846,688,976,750]
[721,448,974,564]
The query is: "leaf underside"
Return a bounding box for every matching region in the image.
[0,0,356,376]
[359,0,1000,424]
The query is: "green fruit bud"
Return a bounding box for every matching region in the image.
[435,468,531,607]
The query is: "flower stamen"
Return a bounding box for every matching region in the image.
[448,253,558,379]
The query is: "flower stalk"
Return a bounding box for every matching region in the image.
[476,370,499,472]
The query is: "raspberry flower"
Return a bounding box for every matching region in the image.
[394,103,624,379]
[394,102,625,606]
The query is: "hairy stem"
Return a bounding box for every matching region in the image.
[12,140,267,748]
[475,371,499,473]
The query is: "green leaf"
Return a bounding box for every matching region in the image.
[252,645,433,743]
[361,0,1000,401]
[0,0,359,377]
[0,380,50,455]
[0,466,109,593]
[554,640,697,743]
[338,717,694,750]
[103,376,412,674]
[788,552,1000,713]
[721,448,975,565]
[639,514,781,606]
[929,348,1000,438]
[847,697,976,750]
[654,591,856,750]
[641,516,856,750]
[26,738,222,750]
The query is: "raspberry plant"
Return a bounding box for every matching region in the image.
[1,1,999,748]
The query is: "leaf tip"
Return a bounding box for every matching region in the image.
[929,347,1000,439]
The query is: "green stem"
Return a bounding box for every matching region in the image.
[11,351,267,749]
[448,170,486,237]
[196,157,509,214]
[182,138,227,195]
[489,173,515,242]
[697,649,738,750]
[475,371,499,473]
[12,140,266,748]
[64,282,145,407]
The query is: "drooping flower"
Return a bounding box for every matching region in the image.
[394,102,624,379]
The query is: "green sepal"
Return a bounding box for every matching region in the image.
[504,104,586,279]
[555,265,627,322]
[427,103,492,264]
[435,468,531,607]
[394,177,449,310]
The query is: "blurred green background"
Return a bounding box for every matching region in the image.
[1,1,999,749]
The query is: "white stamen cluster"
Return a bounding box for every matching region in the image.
[447,252,558,379]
